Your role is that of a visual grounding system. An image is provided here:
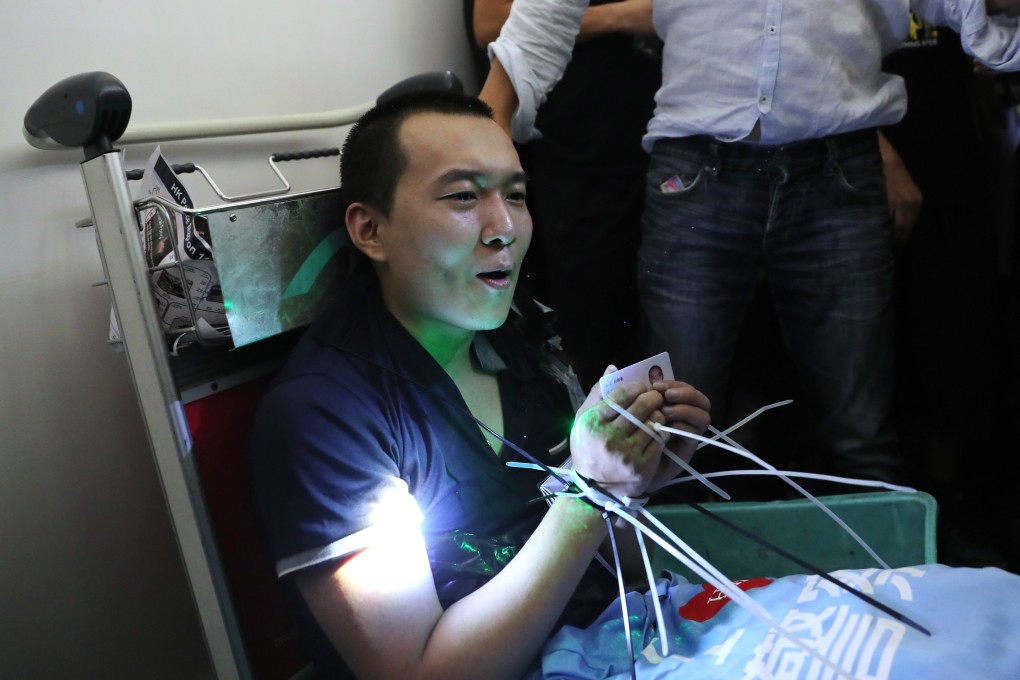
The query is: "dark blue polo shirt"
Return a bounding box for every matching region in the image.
[251,266,610,677]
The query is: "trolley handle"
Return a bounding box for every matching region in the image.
[121,148,340,202]
[271,148,339,163]
[125,163,195,181]
[124,149,338,182]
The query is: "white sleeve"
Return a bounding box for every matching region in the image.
[487,0,589,141]
[913,0,1020,69]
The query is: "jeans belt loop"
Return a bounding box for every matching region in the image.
[707,137,721,176]
[824,136,840,176]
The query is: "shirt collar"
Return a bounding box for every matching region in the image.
[472,333,508,373]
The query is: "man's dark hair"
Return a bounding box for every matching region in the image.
[340,90,495,216]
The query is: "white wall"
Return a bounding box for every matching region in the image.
[0,2,476,677]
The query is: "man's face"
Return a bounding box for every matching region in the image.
[374,112,532,342]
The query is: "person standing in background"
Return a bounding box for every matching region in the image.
[466,0,661,388]
[882,15,1015,568]
[479,0,1020,490]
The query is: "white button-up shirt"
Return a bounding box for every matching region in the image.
[490,0,1020,146]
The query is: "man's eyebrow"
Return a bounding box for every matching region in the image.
[435,169,529,188]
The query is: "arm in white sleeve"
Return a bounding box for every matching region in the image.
[488,0,589,141]
[913,0,1020,69]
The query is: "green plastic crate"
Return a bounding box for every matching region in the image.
[646,491,937,581]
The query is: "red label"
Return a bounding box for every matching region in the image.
[678,577,774,622]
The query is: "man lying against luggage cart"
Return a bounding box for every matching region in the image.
[250,89,704,679]
[251,91,1020,680]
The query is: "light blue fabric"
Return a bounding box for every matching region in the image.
[492,0,1020,146]
[528,564,1020,679]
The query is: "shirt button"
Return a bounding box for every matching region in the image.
[768,25,777,34]
[760,95,768,103]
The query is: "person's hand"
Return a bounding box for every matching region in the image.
[883,157,922,247]
[569,374,666,499]
[877,130,922,247]
[643,380,711,492]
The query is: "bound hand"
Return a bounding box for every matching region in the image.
[569,375,666,499]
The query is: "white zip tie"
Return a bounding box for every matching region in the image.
[658,423,893,570]
[711,426,890,568]
[505,399,917,679]
[616,504,859,680]
[605,399,730,500]
[636,525,669,657]
[695,399,793,450]
[570,468,648,510]
[664,467,917,494]
[507,461,870,676]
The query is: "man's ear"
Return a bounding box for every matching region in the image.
[346,202,388,263]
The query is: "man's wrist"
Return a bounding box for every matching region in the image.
[570,468,650,511]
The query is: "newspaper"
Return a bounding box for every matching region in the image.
[109,146,228,347]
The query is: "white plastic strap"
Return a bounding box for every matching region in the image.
[604,399,730,499]
[612,505,858,680]
[659,423,895,570]
[569,467,648,511]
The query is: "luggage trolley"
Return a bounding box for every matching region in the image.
[23,70,464,680]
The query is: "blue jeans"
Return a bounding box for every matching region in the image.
[639,130,899,481]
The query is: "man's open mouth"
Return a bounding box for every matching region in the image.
[477,269,513,288]
[478,269,511,282]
